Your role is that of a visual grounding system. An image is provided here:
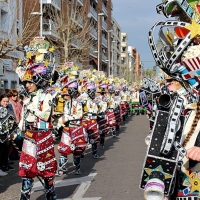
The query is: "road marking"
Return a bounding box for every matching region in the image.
[32,173,101,200]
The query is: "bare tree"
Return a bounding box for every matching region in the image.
[43,0,95,66]
[0,0,40,59]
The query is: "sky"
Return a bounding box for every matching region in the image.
[112,0,167,69]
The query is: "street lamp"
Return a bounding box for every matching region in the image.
[107,30,113,76]
[111,40,116,76]
[30,0,43,37]
[97,13,104,71]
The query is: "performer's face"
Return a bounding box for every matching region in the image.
[63,95,70,100]
[1,97,9,108]
[26,82,37,93]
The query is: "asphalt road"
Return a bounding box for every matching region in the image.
[0,115,149,200]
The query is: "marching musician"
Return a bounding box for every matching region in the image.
[82,82,100,159]
[57,80,87,175]
[16,39,57,200]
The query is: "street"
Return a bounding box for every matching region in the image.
[0,115,149,200]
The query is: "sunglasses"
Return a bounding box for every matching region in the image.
[13,94,18,97]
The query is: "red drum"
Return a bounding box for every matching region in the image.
[82,119,100,144]
[114,107,122,126]
[58,126,87,157]
[106,110,117,127]
[19,129,57,178]
[97,117,109,135]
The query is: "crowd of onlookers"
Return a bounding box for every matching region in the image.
[0,88,23,176]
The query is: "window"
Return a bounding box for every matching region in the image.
[11,81,17,89]
[1,80,8,89]
[122,37,126,42]
[16,20,20,35]
[122,47,126,52]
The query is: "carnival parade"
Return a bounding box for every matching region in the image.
[2,0,200,200]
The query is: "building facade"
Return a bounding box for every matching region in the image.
[128,46,141,82]
[120,32,129,79]
[111,16,121,77]
[0,0,24,90]
[22,0,113,75]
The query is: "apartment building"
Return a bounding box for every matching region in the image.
[0,0,23,90]
[22,0,113,75]
[121,32,129,78]
[128,46,141,82]
[111,17,121,77]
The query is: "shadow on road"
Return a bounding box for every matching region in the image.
[0,115,135,200]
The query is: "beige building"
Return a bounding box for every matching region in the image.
[128,46,141,82]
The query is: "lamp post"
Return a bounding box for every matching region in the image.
[30,0,43,37]
[97,13,104,71]
[107,30,113,76]
[111,40,116,76]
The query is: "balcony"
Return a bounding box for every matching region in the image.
[90,27,97,39]
[71,38,82,48]
[90,6,98,21]
[102,54,107,61]
[42,19,59,38]
[102,36,107,47]
[121,52,127,58]
[41,0,61,10]
[90,45,97,57]
[102,3,108,16]
[72,13,83,27]
[102,20,107,31]
[77,0,84,6]
[90,6,97,20]
[121,41,127,47]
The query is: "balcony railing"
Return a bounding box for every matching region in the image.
[42,0,61,10]
[72,13,83,27]
[121,42,127,47]
[42,19,59,38]
[77,0,84,6]
[90,6,97,20]
[71,38,82,47]
[90,27,97,39]
[102,3,108,16]
[102,20,107,31]
[102,54,107,61]
[90,45,97,56]
[102,36,107,47]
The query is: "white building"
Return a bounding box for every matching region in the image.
[0,0,23,90]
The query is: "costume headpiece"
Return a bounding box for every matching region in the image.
[16,37,55,87]
[148,1,200,94]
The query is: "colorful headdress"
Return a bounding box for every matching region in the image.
[148,1,200,94]
[85,82,96,90]
[16,37,55,86]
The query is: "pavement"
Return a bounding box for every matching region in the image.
[0,115,149,200]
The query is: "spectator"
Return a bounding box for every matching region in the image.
[0,94,15,175]
[7,89,22,123]
[7,89,23,161]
